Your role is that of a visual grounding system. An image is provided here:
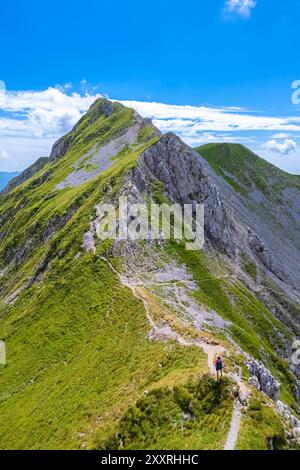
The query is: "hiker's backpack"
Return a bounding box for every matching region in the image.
[216,357,222,369]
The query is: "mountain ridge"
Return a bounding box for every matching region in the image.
[0,98,299,450]
[0,171,21,191]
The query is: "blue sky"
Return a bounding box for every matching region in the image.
[1,0,300,173]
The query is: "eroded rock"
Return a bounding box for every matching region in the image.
[246,357,280,400]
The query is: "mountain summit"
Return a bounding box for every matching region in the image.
[0,99,299,450]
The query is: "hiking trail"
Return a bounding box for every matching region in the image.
[99,255,250,450]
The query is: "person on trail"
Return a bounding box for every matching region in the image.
[214,355,223,380]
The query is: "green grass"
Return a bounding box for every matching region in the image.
[196,143,300,195]
[84,163,98,173]
[104,375,233,450]
[236,395,287,450]
[0,101,209,450]
[0,101,297,450]
[0,253,207,449]
[152,181,169,205]
[240,252,257,281]
[137,125,158,143]
[167,241,298,412]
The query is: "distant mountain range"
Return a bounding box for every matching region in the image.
[0,172,20,190]
[0,98,299,450]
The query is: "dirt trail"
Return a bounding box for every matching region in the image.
[224,365,244,450]
[99,256,157,330]
[224,401,242,450]
[99,255,249,450]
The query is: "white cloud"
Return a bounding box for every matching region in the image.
[1,88,300,144]
[119,99,300,133]
[0,87,101,138]
[259,148,300,174]
[0,147,8,160]
[224,0,257,17]
[263,138,297,155]
[0,86,102,170]
[271,133,290,139]
[0,137,55,172]
[1,85,300,172]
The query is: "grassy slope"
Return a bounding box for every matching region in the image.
[195,143,300,197]
[194,143,300,247]
[236,394,286,450]
[0,101,212,449]
[167,243,297,412]
[0,251,207,449]
[105,376,233,450]
[0,107,294,449]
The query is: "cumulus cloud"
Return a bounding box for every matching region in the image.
[263,138,297,155]
[119,99,300,134]
[224,0,257,17]
[1,88,300,143]
[0,87,101,138]
[0,86,102,170]
[0,137,55,172]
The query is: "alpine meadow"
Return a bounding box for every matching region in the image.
[1,0,300,458]
[0,98,300,450]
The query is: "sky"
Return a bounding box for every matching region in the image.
[1,0,300,174]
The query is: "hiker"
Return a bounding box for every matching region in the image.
[214,355,223,380]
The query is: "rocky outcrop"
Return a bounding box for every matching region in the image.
[87,98,115,122]
[246,357,280,400]
[133,131,295,282]
[1,204,77,270]
[49,134,73,162]
[134,132,237,256]
[247,229,282,280]
[277,400,300,432]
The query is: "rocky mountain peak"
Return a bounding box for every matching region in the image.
[87,97,116,120]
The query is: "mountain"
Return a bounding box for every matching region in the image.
[195,143,300,326]
[0,171,21,191]
[0,99,299,450]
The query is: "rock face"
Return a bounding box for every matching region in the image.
[246,357,280,400]
[197,143,300,295]
[248,230,281,279]
[277,400,300,433]
[133,131,295,281]
[134,132,236,256]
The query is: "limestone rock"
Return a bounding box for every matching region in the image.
[246,357,280,400]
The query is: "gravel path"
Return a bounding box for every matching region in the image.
[224,401,242,450]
